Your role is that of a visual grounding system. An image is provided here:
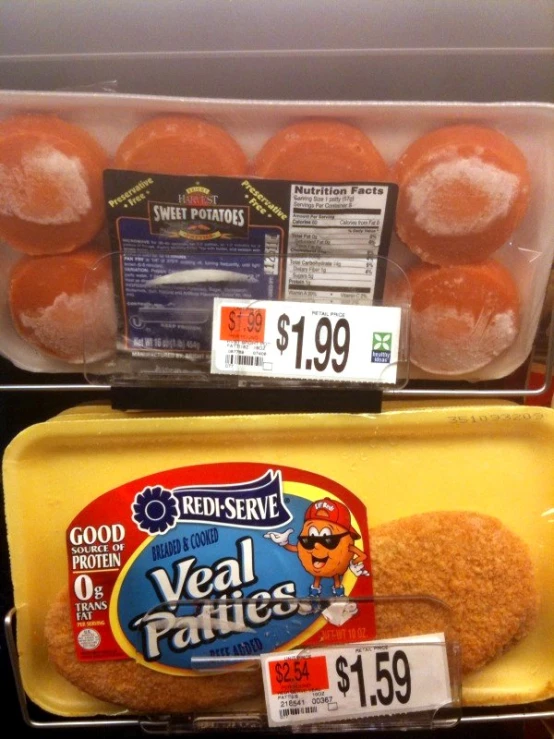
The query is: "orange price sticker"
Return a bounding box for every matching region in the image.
[268,656,329,695]
[220,306,266,343]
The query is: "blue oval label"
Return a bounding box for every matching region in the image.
[66,462,374,672]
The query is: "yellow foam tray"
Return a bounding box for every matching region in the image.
[3,403,553,716]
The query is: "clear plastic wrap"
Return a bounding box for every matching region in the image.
[0,92,552,385]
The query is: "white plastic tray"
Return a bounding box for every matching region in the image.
[1,91,553,382]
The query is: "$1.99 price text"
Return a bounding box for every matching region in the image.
[275,312,350,373]
[220,306,350,373]
[220,306,266,343]
[212,299,402,384]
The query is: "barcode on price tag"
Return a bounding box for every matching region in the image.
[211,298,403,385]
[261,634,452,727]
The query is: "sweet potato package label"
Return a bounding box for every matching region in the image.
[66,462,374,672]
[104,169,397,360]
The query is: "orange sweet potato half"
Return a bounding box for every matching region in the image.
[0,114,108,255]
[9,241,116,364]
[251,119,390,182]
[113,115,247,177]
[400,259,521,375]
[393,125,530,265]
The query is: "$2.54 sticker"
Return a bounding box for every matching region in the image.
[211,298,403,385]
[261,634,453,727]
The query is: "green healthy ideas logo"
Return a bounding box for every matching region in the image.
[371,332,392,363]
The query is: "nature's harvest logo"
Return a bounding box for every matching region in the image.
[148,185,249,240]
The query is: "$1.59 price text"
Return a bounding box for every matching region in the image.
[261,637,452,727]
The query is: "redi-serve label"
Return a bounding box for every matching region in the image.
[66,462,374,671]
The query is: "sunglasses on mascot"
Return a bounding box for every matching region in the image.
[298,531,350,550]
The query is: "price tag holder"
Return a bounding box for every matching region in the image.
[260,634,453,728]
[211,298,403,385]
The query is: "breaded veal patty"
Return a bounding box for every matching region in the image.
[371,511,539,674]
[44,587,263,714]
[44,511,539,714]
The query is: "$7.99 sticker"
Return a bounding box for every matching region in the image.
[261,634,453,727]
[211,298,403,385]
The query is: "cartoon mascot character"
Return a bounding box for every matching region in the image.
[265,497,369,599]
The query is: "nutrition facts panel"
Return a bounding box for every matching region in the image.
[285,183,396,304]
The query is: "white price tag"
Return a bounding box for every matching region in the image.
[211,299,402,385]
[261,634,452,728]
